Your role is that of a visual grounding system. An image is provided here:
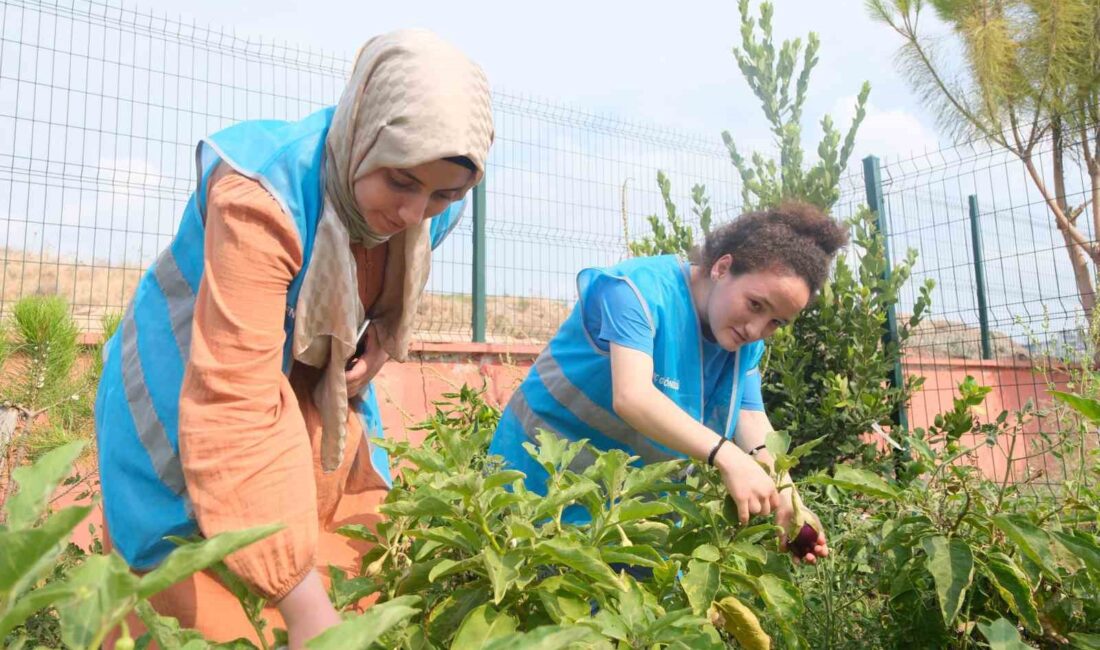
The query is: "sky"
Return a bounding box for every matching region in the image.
[122,0,944,161]
[1,0,1089,344]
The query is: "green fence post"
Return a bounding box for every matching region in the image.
[472,179,487,343]
[862,155,908,432]
[968,195,993,360]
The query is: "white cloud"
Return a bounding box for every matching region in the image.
[830,96,942,163]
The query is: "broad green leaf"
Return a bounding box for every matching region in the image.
[327,565,378,610]
[983,558,1041,635]
[646,606,712,640]
[535,538,621,589]
[426,586,490,645]
[803,465,898,499]
[138,525,282,598]
[480,625,601,650]
[5,441,86,530]
[0,504,89,602]
[307,595,420,650]
[1068,633,1100,649]
[483,548,522,605]
[535,578,591,624]
[788,435,826,459]
[976,617,1034,649]
[992,515,1059,578]
[921,536,974,626]
[395,557,447,597]
[681,559,719,615]
[380,495,455,518]
[734,523,780,544]
[133,600,208,650]
[0,581,73,639]
[59,553,140,650]
[428,556,481,584]
[335,524,375,542]
[764,430,791,459]
[612,500,672,524]
[754,573,803,622]
[692,544,721,562]
[601,546,665,569]
[410,526,477,554]
[483,470,527,491]
[1049,390,1100,423]
[753,574,804,649]
[533,481,599,521]
[485,491,525,516]
[591,609,630,641]
[1051,530,1100,575]
[453,604,518,648]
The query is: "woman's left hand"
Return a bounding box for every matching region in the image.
[776,488,829,564]
[345,322,388,396]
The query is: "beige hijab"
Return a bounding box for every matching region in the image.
[292,29,494,472]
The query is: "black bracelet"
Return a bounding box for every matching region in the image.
[707,437,728,466]
[747,443,767,457]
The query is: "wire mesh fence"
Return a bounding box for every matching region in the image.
[871,125,1098,489]
[0,0,742,343]
[1,0,1095,486]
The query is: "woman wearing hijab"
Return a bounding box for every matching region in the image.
[95,29,494,647]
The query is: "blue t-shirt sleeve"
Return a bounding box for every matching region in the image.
[581,275,654,356]
[740,368,764,411]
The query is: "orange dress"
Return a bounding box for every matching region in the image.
[106,170,388,646]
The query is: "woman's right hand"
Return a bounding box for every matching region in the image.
[276,570,342,649]
[713,444,780,525]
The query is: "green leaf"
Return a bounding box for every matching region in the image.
[327,565,378,610]
[804,465,898,499]
[532,482,598,521]
[921,536,974,626]
[535,538,621,589]
[426,586,490,645]
[590,609,629,641]
[681,559,719,615]
[133,600,208,650]
[788,435,826,460]
[306,595,421,650]
[483,548,522,605]
[1068,633,1100,649]
[5,441,86,530]
[381,495,456,518]
[1049,390,1100,423]
[1051,530,1100,575]
[754,573,803,621]
[0,581,74,640]
[749,573,803,648]
[691,544,721,562]
[138,525,283,599]
[765,430,791,459]
[427,556,481,584]
[976,617,1034,649]
[483,470,527,492]
[480,625,601,650]
[612,500,673,524]
[983,557,1041,635]
[535,578,591,625]
[59,553,140,650]
[0,504,89,603]
[992,515,1059,578]
[601,546,665,569]
[452,604,518,648]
